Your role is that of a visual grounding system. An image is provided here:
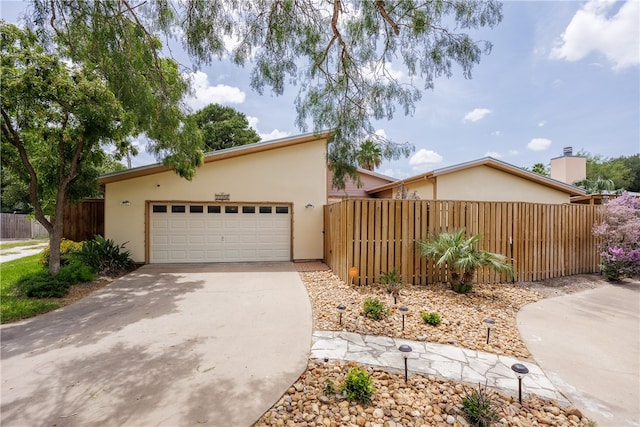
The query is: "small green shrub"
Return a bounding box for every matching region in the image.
[39,239,84,268]
[340,366,375,404]
[362,297,389,320]
[462,383,499,427]
[421,311,442,326]
[15,271,70,298]
[74,235,133,275]
[379,268,403,303]
[57,261,96,284]
[15,262,96,298]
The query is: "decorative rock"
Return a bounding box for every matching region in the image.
[566,406,583,418]
[252,267,604,427]
[373,408,385,419]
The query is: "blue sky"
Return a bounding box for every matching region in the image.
[2,1,639,179]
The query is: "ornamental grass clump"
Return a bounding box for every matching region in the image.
[462,383,499,427]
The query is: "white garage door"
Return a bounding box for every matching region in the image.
[149,203,291,263]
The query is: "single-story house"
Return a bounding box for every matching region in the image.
[366,157,586,203]
[99,132,330,264]
[99,134,587,265]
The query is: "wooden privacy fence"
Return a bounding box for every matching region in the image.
[63,199,104,242]
[0,213,48,239]
[1,199,104,241]
[324,199,602,286]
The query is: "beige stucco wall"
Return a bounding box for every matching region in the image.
[435,165,570,203]
[550,156,586,185]
[388,180,435,200]
[104,139,327,262]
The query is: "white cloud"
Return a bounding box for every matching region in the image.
[527,138,552,151]
[538,120,547,127]
[381,168,410,180]
[508,149,520,156]
[550,0,639,70]
[259,129,290,141]
[184,71,246,110]
[246,116,289,141]
[463,108,492,122]
[484,151,502,158]
[491,130,503,136]
[409,149,443,170]
[374,129,388,139]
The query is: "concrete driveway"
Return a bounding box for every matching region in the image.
[518,282,640,427]
[1,263,312,426]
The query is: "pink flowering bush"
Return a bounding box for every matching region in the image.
[592,193,640,281]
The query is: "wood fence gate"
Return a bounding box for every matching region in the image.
[324,199,602,286]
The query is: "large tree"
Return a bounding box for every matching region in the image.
[32,0,503,187]
[0,22,200,275]
[575,151,637,193]
[191,104,260,152]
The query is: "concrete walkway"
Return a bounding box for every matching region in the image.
[518,283,640,427]
[1,263,312,427]
[311,330,567,404]
[0,241,48,263]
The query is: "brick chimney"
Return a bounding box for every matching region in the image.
[550,146,586,184]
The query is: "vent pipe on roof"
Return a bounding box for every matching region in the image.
[563,146,573,157]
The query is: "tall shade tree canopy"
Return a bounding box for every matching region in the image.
[575,152,638,193]
[0,22,128,274]
[32,0,503,187]
[191,104,260,152]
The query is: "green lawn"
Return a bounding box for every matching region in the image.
[0,254,60,323]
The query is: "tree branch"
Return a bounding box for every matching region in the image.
[0,107,53,232]
[376,0,400,35]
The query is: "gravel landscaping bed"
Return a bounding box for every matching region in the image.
[302,270,541,360]
[253,269,607,427]
[254,360,590,427]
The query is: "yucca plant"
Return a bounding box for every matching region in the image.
[417,230,514,293]
[379,267,403,303]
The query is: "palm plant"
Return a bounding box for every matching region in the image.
[355,139,382,171]
[417,230,514,293]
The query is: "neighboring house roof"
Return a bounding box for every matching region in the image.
[327,167,397,199]
[99,131,331,184]
[367,157,587,197]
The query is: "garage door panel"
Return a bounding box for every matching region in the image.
[189,219,205,229]
[171,235,187,244]
[150,203,290,263]
[189,235,206,244]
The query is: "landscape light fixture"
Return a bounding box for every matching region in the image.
[337,304,346,325]
[398,344,412,382]
[483,318,495,344]
[398,306,409,331]
[511,363,529,404]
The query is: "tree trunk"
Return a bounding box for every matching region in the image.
[48,178,70,276]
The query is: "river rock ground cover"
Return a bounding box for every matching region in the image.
[254,270,604,427]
